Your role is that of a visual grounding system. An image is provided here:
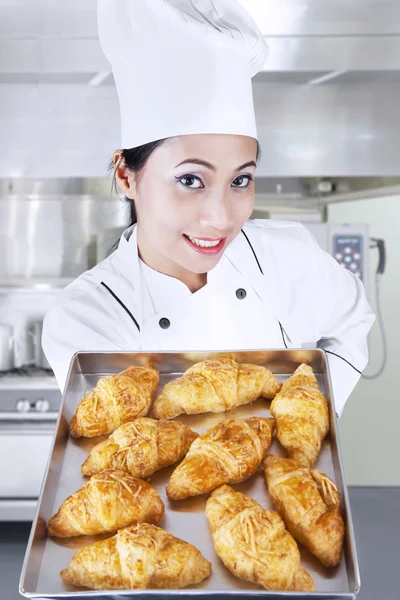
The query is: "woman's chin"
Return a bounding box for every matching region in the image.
[179,251,224,274]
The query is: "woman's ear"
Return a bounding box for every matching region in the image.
[113,150,137,199]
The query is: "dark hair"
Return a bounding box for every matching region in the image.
[109,138,168,228]
[109,137,262,228]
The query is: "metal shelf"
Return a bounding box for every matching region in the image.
[0,277,75,292]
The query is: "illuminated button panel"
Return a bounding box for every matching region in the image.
[333,234,363,282]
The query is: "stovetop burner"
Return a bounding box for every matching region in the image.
[0,365,60,406]
[0,365,54,378]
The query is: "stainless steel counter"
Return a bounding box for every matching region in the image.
[0,487,399,600]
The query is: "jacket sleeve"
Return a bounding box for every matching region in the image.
[309,234,376,417]
[42,293,131,394]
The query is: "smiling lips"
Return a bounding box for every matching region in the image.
[183,234,227,255]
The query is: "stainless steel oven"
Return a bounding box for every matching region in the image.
[0,368,61,521]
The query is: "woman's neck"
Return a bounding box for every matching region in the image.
[136,226,207,293]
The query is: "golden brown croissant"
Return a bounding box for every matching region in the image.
[61,523,211,590]
[70,365,159,438]
[152,358,282,419]
[81,418,198,478]
[166,417,275,500]
[48,470,164,537]
[270,363,329,466]
[264,454,345,567]
[205,485,314,592]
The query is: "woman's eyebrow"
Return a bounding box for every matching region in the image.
[175,158,256,171]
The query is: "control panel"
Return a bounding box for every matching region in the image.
[333,234,364,282]
[15,397,51,413]
[0,389,61,414]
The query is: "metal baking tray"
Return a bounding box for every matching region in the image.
[20,349,360,599]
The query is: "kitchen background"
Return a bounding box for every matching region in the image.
[1,1,399,599]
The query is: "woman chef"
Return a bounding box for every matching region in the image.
[42,0,375,417]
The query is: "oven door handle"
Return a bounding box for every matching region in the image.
[0,418,57,435]
[0,411,59,422]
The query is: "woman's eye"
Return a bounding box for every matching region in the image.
[233,175,253,188]
[177,175,203,189]
[176,174,253,190]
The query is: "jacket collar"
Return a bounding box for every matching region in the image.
[225,227,303,345]
[113,223,303,345]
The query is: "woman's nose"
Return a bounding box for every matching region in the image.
[199,192,234,233]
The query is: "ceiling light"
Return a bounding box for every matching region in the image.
[308,70,346,85]
[88,71,111,86]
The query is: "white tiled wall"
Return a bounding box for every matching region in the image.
[0,83,120,178]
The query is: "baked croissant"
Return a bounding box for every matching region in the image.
[270,363,329,466]
[166,417,275,500]
[81,418,198,478]
[48,470,164,537]
[205,485,314,592]
[152,358,282,419]
[70,365,159,438]
[264,454,345,567]
[61,522,211,590]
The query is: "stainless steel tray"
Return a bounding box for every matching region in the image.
[20,349,360,599]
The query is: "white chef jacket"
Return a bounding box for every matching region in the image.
[42,219,375,416]
[138,250,283,352]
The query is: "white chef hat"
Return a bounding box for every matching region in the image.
[97,0,268,149]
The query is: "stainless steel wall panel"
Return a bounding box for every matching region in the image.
[254,83,400,176]
[0,196,127,279]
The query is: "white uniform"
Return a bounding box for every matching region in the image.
[42,219,375,417]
